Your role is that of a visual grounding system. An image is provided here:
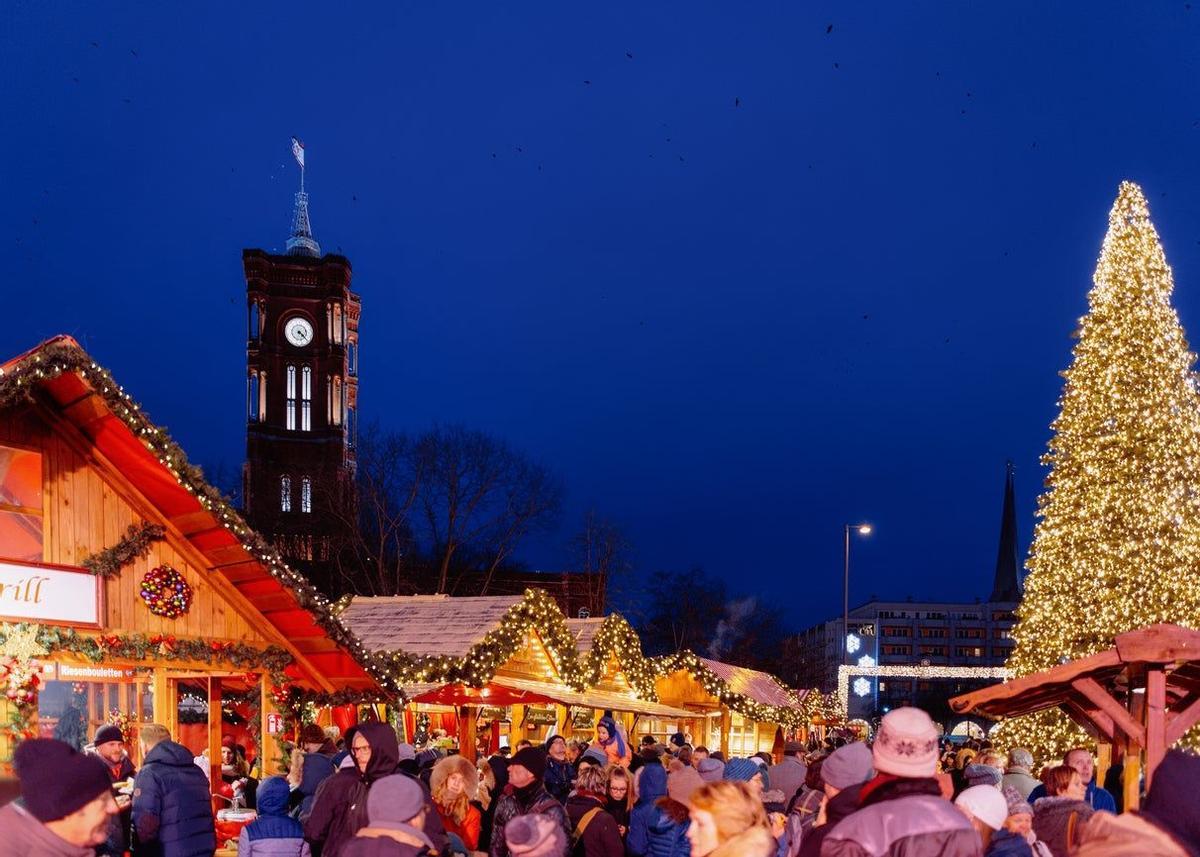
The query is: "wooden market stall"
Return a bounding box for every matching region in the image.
[949,623,1200,810]
[0,337,389,780]
[337,591,698,761]
[653,652,810,759]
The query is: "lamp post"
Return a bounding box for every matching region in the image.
[843,523,873,665]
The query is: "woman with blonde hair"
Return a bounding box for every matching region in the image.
[604,765,633,837]
[686,780,775,857]
[430,754,482,852]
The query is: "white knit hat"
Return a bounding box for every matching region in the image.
[872,707,939,778]
[955,785,1008,831]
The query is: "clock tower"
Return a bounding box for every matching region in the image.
[242,185,360,596]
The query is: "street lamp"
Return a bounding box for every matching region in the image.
[843,523,872,665]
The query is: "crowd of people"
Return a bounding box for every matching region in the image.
[2,706,1198,857]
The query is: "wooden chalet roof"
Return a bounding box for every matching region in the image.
[566,617,605,653]
[1,337,384,694]
[341,594,525,656]
[950,624,1200,740]
[698,656,806,709]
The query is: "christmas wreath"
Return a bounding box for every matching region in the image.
[140,566,193,618]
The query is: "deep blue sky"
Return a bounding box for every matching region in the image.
[6,2,1200,630]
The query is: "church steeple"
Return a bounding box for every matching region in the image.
[989,461,1022,602]
[286,191,321,257]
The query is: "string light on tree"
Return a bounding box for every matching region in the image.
[997,182,1200,758]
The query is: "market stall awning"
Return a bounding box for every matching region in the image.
[408,682,560,707]
[493,676,702,719]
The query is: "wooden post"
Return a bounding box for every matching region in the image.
[1145,669,1166,790]
[719,707,731,759]
[208,677,223,813]
[259,673,281,777]
[1119,728,1141,812]
[151,667,176,736]
[510,704,526,747]
[459,706,478,763]
[1095,741,1112,794]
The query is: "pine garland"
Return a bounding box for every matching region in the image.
[81,521,165,578]
[0,340,397,693]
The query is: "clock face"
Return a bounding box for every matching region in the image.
[284,317,314,347]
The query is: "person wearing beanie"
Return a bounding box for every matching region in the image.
[342,774,438,857]
[667,760,704,806]
[793,743,873,857]
[92,723,136,857]
[578,745,609,771]
[1002,749,1040,800]
[0,738,118,857]
[956,785,1030,856]
[238,776,311,857]
[722,758,768,799]
[626,760,690,857]
[131,723,217,857]
[429,755,481,852]
[594,717,631,769]
[821,707,977,857]
[696,757,725,783]
[543,735,573,804]
[505,813,569,857]
[489,748,569,857]
[999,787,1050,857]
[1071,749,1199,857]
[769,741,809,807]
[306,724,449,857]
[964,762,1004,790]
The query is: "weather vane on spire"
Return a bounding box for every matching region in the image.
[285,136,320,257]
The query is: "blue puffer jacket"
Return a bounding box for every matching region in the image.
[985,828,1033,857]
[627,765,691,857]
[240,777,311,857]
[292,751,336,821]
[131,739,217,857]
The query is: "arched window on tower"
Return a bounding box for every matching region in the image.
[331,303,344,344]
[301,476,312,514]
[280,475,292,513]
[259,371,267,420]
[286,365,297,431]
[330,376,343,426]
[247,371,260,421]
[301,366,312,431]
[248,302,261,341]
[326,304,334,343]
[348,340,358,377]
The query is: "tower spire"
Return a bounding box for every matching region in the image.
[989,460,1022,602]
[285,137,320,257]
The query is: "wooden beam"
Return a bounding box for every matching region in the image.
[1165,692,1200,748]
[209,677,224,814]
[170,510,221,536]
[950,649,1123,716]
[1115,623,1200,664]
[1145,669,1167,790]
[1063,699,1112,742]
[1071,677,1146,747]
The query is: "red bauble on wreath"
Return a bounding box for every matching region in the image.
[140,565,193,619]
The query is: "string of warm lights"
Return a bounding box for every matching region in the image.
[836,664,1010,717]
[996,182,1200,759]
[0,341,399,694]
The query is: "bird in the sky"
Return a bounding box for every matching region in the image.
[122,98,131,103]
[734,97,741,107]
[826,24,833,33]
[626,51,633,59]
[584,80,592,85]
[130,49,138,57]
[90,41,98,47]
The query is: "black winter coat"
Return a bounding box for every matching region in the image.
[564,793,623,857]
[131,740,216,857]
[488,782,570,857]
[100,755,136,857]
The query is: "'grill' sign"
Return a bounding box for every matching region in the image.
[0,561,101,627]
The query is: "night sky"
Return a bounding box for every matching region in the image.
[6,3,1200,630]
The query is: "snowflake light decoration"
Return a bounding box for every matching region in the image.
[845,633,861,654]
[852,677,872,697]
[857,654,876,668]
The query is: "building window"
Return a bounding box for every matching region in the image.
[957,646,985,658]
[924,611,946,620]
[329,302,344,344]
[993,629,1013,640]
[247,372,260,422]
[301,476,312,514]
[248,302,261,341]
[882,625,911,637]
[301,366,312,432]
[0,445,43,562]
[992,610,1015,621]
[347,406,356,448]
[328,376,343,426]
[919,627,947,638]
[882,644,911,656]
[919,645,947,657]
[348,340,358,376]
[280,475,292,513]
[286,365,297,431]
[960,628,985,639]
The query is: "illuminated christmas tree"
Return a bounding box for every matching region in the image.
[999,181,1200,759]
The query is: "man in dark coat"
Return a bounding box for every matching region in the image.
[793,741,872,857]
[489,747,569,857]
[131,723,216,857]
[94,723,137,857]
[305,723,447,857]
[342,775,438,857]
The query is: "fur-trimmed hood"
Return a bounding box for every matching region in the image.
[429,754,478,801]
